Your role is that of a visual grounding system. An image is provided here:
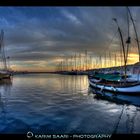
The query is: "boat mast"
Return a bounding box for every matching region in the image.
[109,52,111,68]
[80,53,81,71]
[71,56,73,71]
[100,55,102,69]
[67,58,69,71]
[85,50,87,70]
[115,53,117,66]
[113,18,127,80]
[127,7,140,62]
[125,8,131,65]
[0,30,8,71]
[75,53,76,71]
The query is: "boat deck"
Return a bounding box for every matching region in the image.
[90,78,140,88]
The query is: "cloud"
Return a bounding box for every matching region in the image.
[0,7,139,71]
[61,9,82,25]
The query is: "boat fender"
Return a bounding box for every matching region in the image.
[100,86,105,92]
[111,86,116,92]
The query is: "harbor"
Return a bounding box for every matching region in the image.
[0,6,140,136]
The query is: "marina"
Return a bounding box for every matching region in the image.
[0,6,140,136]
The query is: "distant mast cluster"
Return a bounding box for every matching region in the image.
[55,50,124,72]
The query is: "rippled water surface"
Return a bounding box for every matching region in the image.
[0,74,140,134]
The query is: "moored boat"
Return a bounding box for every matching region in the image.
[88,73,140,95]
[0,71,12,80]
[88,7,140,95]
[0,30,12,80]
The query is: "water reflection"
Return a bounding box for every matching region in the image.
[0,79,12,92]
[0,74,140,134]
[0,79,12,131]
[125,106,138,134]
[89,86,140,107]
[60,75,88,94]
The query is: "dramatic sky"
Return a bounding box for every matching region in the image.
[0,7,140,71]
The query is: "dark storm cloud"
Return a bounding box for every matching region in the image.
[0,7,139,69]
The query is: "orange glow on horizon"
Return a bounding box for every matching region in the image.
[9,52,139,72]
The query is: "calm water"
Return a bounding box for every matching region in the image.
[0,74,140,134]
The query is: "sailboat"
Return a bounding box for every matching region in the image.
[88,7,140,95]
[0,29,12,80]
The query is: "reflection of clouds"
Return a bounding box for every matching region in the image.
[109,108,119,113]
[125,105,138,133]
[12,74,88,97]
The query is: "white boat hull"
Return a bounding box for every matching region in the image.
[89,78,140,94]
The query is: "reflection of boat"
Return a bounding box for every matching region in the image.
[92,90,131,105]
[89,7,140,95]
[0,30,12,80]
[90,87,140,107]
[0,78,12,85]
